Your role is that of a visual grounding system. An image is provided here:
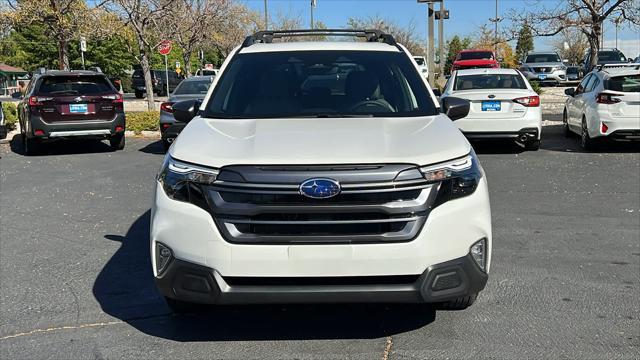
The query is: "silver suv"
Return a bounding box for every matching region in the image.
[520,52,567,85]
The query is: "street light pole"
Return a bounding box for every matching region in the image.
[438,1,444,82]
[311,0,315,29]
[494,0,498,53]
[264,0,269,29]
[428,2,435,86]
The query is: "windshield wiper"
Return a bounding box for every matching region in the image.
[298,114,374,118]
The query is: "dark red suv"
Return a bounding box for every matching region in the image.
[18,69,125,155]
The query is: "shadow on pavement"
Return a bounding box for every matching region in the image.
[94,211,437,342]
[138,140,166,155]
[9,133,115,156]
[540,125,640,153]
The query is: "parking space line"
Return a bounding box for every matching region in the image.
[0,321,124,340]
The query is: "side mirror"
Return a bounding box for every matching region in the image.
[564,88,575,97]
[173,99,202,123]
[441,96,470,121]
[432,88,442,97]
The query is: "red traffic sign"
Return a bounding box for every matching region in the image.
[158,40,172,55]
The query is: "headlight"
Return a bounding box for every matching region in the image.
[158,156,218,205]
[420,151,483,203]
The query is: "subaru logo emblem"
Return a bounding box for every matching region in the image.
[299,178,341,199]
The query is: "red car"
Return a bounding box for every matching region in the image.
[452,49,500,71]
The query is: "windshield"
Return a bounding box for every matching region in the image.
[599,51,626,62]
[458,51,494,60]
[173,79,212,95]
[606,74,640,92]
[204,51,437,118]
[37,76,113,95]
[454,73,527,91]
[525,54,561,63]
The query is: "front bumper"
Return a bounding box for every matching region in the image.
[155,252,488,305]
[26,113,125,139]
[524,71,566,84]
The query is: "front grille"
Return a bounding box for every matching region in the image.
[533,67,551,73]
[224,275,421,286]
[202,165,438,244]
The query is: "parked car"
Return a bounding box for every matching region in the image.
[18,69,125,155]
[520,51,567,85]
[413,55,429,79]
[633,55,640,64]
[441,68,542,150]
[160,75,214,150]
[0,101,5,140]
[152,29,491,313]
[131,69,182,98]
[195,68,219,76]
[566,66,582,83]
[452,49,500,72]
[563,63,640,150]
[581,48,628,74]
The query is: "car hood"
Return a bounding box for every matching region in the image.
[454,59,498,66]
[170,115,471,168]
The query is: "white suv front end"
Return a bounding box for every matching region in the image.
[150,30,492,311]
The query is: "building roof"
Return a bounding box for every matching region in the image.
[0,63,27,75]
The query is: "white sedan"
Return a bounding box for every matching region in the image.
[440,68,542,150]
[563,64,640,150]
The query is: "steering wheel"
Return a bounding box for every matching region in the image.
[349,99,395,113]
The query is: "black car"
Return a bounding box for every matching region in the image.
[18,69,125,155]
[582,48,628,74]
[131,69,182,98]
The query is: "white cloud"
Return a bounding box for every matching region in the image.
[603,39,640,59]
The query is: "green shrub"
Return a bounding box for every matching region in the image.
[2,102,18,131]
[126,111,159,134]
[529,80,543,95]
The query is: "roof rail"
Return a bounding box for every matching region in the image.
[242,29,397,48]
[597,63,640,71]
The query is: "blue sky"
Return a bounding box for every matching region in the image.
[243,0,640,57]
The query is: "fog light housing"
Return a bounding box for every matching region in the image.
[470,238,486,272]
[155,242,173,275]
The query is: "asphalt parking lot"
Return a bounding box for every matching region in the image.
[0,127,638,359]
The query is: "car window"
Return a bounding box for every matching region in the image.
[36,76,114,95]
[204,51,437,118]
[453,73,527,90]
[458,51,493,60]
[576,74,592,94]
[414,57,425,66]
[525,54,561,63]
[606,74,640,92]
[599,51,626,62]
[584,76,600,93]
[173,80,212,95]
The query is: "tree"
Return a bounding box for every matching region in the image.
[471,24,518,68]
[347,16,425,56]
[506,0,640,69]
[6,0,101,70]
[444,35,471,74]
[515,24,534,62]
[210,3,260,58]
[552,28,589,65]
[163,0,233,76]
[103,0,172,110]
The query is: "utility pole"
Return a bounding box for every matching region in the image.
[264,0,269,29]
[311,0,316,29]
[438,1,444,82]
[428,2,435,86]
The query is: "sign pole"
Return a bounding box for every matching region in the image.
[164,54,170,96]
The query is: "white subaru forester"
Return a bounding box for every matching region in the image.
[151,29,492,312]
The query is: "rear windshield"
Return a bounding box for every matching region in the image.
[173,79,212,95]
[204,51,437,118]
[37,76,113,95]
[606,74,640,92]
[598,51,626,62]
[458,51,493,60]
[525,54,561,63]
[454,73,527,91]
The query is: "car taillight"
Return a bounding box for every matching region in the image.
[596,93,621,104]
[28,96,52,106]
[513,95,540,107]
[102,94,123,103]
[601,122,608,133]
[160,102,174,113]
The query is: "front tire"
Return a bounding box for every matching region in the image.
[581,118,597,151]
[439,293,478,310]
[110,133,125,150]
